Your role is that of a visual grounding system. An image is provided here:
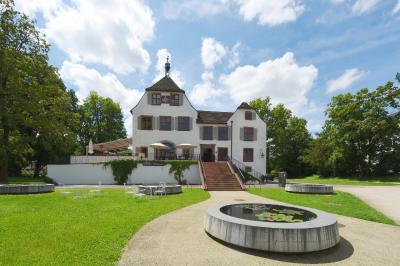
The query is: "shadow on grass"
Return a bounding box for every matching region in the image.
[206,233,354,264]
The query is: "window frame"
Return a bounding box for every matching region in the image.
[141,116,153,130]
[218,126,229,141]
[245,111,253,120]
[159,116,172,131]
[243,127,254,141]
[151,93,161,105]
[202,126,213,140]
[178,116,190,131]
[243,148,254,162]
[170,94,180,106]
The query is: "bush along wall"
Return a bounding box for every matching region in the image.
[103,160,138,185]
[103,160,197,185]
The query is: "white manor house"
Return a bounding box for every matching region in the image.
[48,61,266,190]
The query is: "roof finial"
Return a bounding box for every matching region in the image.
[165,56,171,76]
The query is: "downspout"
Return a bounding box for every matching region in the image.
[230,120,233,159]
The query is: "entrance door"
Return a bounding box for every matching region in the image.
[217,147,228,161]
[201,144,215,162]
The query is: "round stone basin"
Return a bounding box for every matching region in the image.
[138,184,182,195]
[205,203,340,253]
[285,183,334,194]
[0,184,54,194]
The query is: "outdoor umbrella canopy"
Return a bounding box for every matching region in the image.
[176,143,197,148]
[149,143,170,149]
[88,139,94,154]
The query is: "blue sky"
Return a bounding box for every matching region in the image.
[15,0,400,134]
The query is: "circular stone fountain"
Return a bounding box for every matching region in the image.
[138,184,182,195]
[204,203,340,253]
[0,184,55,194]
[285,183,334,194]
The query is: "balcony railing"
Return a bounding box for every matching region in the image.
[70,153,200,164]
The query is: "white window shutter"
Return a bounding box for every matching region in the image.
[189,117,193,130]
[137,116,142,129]
[199,126,203,140]
[254,128,257,141]
[213,127,218,140]
[174,117,178,130]
[152,116,156,130]
[252,112,256,120]
[147,93,152,105]
[179,94,183,106]
[240,127,244,141]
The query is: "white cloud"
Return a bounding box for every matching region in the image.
[229,42,241,68]
[59,61,143,134]
[326,68,364,93]
[16,0,155,75]
[162,0,229,20]
[393,1,400,14]
[234,0,305,26]
[189,72,224,106]
[153,49,184,87]
[220,52,318,114]
[352,0,380,15]
[201,38,228,70]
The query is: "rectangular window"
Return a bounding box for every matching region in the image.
[245,111,253,120]
[141,116,153,130]
[245,166,252,172]
[243,148,254,162]
[178,116,190,131]
[218,127,228,140]
[244,127,254,141]
[170,94,180,106]
[151,93,161,105]
[159,116,172,131]
[203,126,213,140]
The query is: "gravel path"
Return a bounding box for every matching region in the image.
[337,186,400,224]
[119,191,400,266]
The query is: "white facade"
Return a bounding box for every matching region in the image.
[47,164,201,185]
[130,75,267,176]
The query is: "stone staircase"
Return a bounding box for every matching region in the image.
[202,162,243,191]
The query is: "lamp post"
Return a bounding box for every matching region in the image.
[230,120,233,160]
[263,114,268,174]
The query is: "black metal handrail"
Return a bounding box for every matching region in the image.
[228,156,266,184]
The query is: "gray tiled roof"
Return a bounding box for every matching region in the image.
[236,102,254,110]
[197,111,233,124]
[145,76,185,93]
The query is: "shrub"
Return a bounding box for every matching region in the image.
[166,160,197,185]
[104,160,138,184]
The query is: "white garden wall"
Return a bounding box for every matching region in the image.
[47,163,201,185]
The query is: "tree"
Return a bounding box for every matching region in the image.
[0,1,80,180]
[250,98,311,177]
[306,80,400,177]
[78,92,126,152]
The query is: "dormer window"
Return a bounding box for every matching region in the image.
[151,93,161,105]
[170,94,180,106]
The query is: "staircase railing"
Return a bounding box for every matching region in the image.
[228,156,266,185]
[198,159,207,190]
[225,160,246,190]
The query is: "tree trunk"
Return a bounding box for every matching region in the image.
[0,127,10,183]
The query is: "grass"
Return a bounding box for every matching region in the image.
[0,188,209,266]
[248,188,396,225]
[288,174,400,186]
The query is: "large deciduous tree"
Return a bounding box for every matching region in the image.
[304,80,400,177]
[250,97,311,177]
[78,92,127,152]
[0,0,79,180]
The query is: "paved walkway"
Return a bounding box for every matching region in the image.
[337,186,400,224]
[119,191,400,266]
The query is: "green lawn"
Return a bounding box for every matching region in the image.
[0,188,209,265]
[288,175,400,186]
[248,188,396,225]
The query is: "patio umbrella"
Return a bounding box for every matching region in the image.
[88,139,94,154]
[176,143,197,148]
[149,142,170,150]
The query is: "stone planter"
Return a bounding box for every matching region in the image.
[204,203,340,253]
[138,185,182,195]
[285,183,334,194]
[0,184,55,194]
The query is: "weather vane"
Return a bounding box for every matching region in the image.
[165,56,171,76]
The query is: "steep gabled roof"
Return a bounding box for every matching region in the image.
[145,76,185,93]
[236,102,254,110]
[197,111,233,124]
